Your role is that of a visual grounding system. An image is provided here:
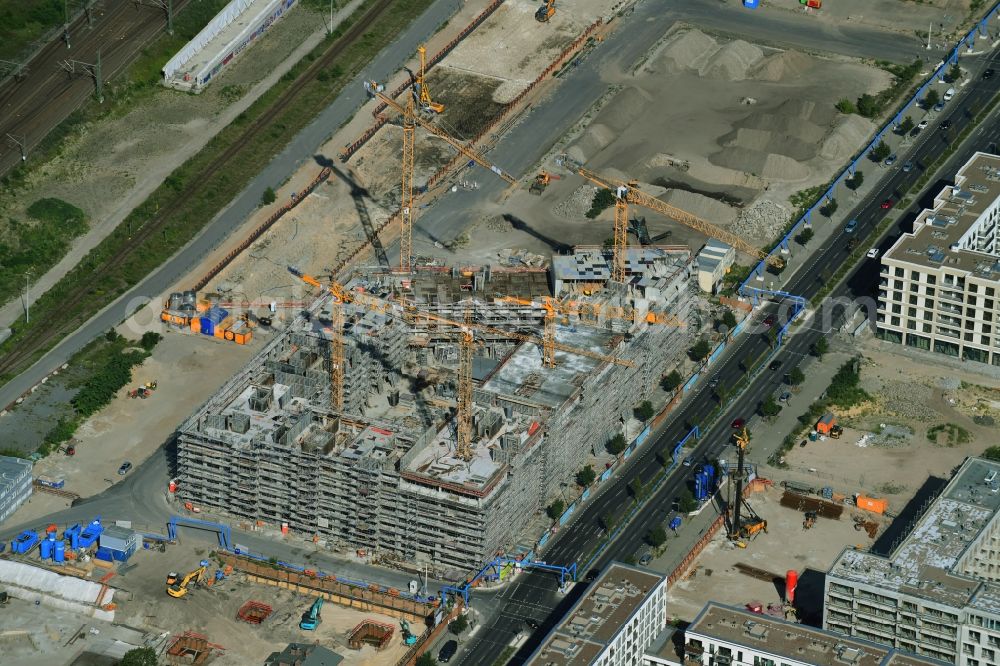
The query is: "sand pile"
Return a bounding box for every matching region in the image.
[565,123,616,164]
[700,40,765,81]
[711,148,803,180]
[752,50,815,82]
[661,189,738,226]
[567,87,653,163]
[731,199,791,242]
[820,114,876,162]
[656,29,718,73]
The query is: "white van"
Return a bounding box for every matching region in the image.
[944,87,956,102]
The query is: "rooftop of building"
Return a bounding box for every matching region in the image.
[396,265,551,304]
[686,602,948,666]
[527,562,666,666]
[697,240,734,272]
[828,457,1000,611]
[0,456,31,487]
[266,642,344,666]
[884,152,1000,276]
[552,246,690,284]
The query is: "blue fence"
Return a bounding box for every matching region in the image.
[635,425,651,446]
[707,341,726,365]
[559,503,576,526]
[683,373,699,393]
[581,488,591,501]
[732,316,748,338]
[739,1,1000,295]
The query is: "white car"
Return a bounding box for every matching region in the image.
[866,248,880,259]
[917,119,929,130]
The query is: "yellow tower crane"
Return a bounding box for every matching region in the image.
[365,79,516,273]
[415,45,444,113]
[498,296,685,368]
[575,167,786,283]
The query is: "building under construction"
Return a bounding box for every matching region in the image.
[176,261,694,575]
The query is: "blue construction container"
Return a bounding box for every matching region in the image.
[53,540,65,563]
[64,524,81,550]
[694,473,709,501]
[95,547,114,562]
[669,516,683,531]
[40,538,53,560]
[199,307,229,337]
[79,519,103,549]
[743,0,761,7]
[11,530,38,555]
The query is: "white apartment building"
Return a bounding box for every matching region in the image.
[697,240,736,294]
[0,455,32,525]
[825,457,1000,666]
[877,152,1000,366]
[526,562,668,666]
[679,602,946,666]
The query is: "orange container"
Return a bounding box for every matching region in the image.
[190,318,201,334]
[856,495,887,514]
[816,413,837,435]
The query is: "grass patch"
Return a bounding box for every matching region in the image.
[0,0,64,61]
[490,646,516,666]
[926,422,971,447]
[0,0,436,384]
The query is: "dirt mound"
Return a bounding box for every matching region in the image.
[820,114,876,162]
[662,189,739,225]
[700,40,764,80]
[710,146,805,181]
[753,50,815,82]
[657,29,719,72]
[719,127,816,162]
[566,123,616,164]
[595,86,655,133]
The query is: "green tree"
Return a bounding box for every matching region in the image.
[105,329,121,343]
[661,369,683,392]
[599,513,615,532]
[856,93,881,118]
[586,188,615,219]
[897,116,914,134]
[546,499,565,520]
[845,171,864,191]
[721,310,738,330]
[261,186,277,206]
[760,395,781,418]
[795,227,814,245]
[835,98,855,114]
[576,464,596,487]
[820,199,838,218]
[984,446,1000,462]
[924,88,940,108]
[679,489,699,513]
[628,477,645,500]
[635,400,655,421]
[645,526,667,548]
[689,338,711,361]
[812,336,829,359]
[450,614,469,635]
[871,141,892,162]
[121,647,158,666]
[948,64,963,82]
[606,433,627,456]
[416,652,438,666]
[140,331,162,351]
[788,366,805,386]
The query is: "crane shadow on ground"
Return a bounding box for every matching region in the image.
[314,154,390,269]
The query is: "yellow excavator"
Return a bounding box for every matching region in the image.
[535,0,555,22]
[166,565,206,598]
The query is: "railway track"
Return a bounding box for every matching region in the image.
[0,0,397,380]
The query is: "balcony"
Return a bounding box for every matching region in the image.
[940,290,964,303]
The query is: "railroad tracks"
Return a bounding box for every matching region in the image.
[0,0,397,381]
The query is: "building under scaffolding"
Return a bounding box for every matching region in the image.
[176,262,694,574]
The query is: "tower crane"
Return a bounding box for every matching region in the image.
[289,268,634,460]
[415,45,444,113]
[365,78,516,273]
[574,167,786,283]
[498,295,684,367]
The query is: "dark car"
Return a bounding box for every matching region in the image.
[526,618,540,630]
[117,462,133,476]
[769,360,783,371]
[940,119,952,131]
[439,640,458,663]
[984,69,995,80]
[763,315,775,328]
[731,417,746,429]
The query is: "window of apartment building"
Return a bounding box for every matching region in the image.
[894,291,902,301]
[966,643,977,655]
[895,279,904,289]
[967,320,976,330]
[892,304,901,314]
[910,295,918,305]
[987,287,995,297]
[895,267,904,277]
[927,287,936,296]
[908,320,918,331]
[753,658,776,666]
[912,271,921,281]
[911,282,919,292]
[967,332,976,342]
[968,306,979,317]
[970,283,979,293]
[987,299,995,310]
[983,336,992,346]
[925,310,935,320]
[970,630,982,642]
[924,323,933,333]
[892,316,900,326]
[968,659,980,666]
[927,275,937,285]
[982,648,995,661]
[970,296,978,306]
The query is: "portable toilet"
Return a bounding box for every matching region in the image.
[53,540,66,563]
[743,0,761,7]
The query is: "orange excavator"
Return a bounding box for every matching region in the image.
[535,0,555,22]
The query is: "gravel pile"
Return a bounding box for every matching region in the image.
[483,215,513,233]
[876,380,939,422]
[554,184,599,219]
[732,199,790,242]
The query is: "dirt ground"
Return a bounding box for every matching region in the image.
[766,0,978,42]
[0,4,336,327]
[666,484,880,623]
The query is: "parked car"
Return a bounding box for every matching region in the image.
[933,101,946,112]
[844,219,859,233]
[731,417,746,429]
[943,87,956,102]
[902,161,914,173]
[639,552,653,566]
[117,462,133,476]
[683,457,694,467]
[917,119,930,130]
[779,391,792,403]
[884,154,897,167]
[866,248,880,259]
[439,640,458,663]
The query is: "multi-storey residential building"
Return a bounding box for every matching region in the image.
[876,152,1000,366]
[0,455,32,525]
[678,602,947,666]
[824,457,1000,666]
[526,562,668,666]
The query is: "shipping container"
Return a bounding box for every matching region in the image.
[816,413,837,435]
[856,494,888,514]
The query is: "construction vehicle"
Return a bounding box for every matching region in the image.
[529,171,559,195]
[166,565,207,598]
[535,0,555,22]
[400,618,418,645]
[300,597,323,630]
[415,45,444,113]
[573,164,785,283]
[145,380,158,391]
[365,77,516,272]
[803,511,817,529]
[729,427,767,544]
[129,386,151,399]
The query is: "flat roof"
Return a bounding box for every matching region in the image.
[687,602,948,666]
[828,457,1000,611]
[527,562,666,665]
[552,247,689,283]
[0,456,31,491]
[884,152,1000,277]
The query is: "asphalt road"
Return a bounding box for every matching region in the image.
[0,0,465,410]
[457,41,1000,666]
